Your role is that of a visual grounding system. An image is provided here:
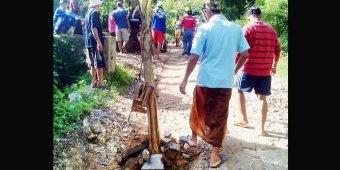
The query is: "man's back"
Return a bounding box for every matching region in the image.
[191,14,249,88]
[181,15,196,30]
[113,8,128,29]
[85,9,103,48]
[242,21,280,76]
[150,8,166,33]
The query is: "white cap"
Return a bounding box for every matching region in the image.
[156,1,163,7]
[89,0,102,7]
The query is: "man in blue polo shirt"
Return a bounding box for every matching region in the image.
[179,0,249,168]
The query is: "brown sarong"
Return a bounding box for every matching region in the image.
[189,86,232,147]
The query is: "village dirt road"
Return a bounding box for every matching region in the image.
[53,44,288,170]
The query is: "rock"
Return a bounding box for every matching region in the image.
[141,154,164,170]
[68,91,82,101]
[91,123,103,134]
[163,129,171,138]
[87,134,97,143]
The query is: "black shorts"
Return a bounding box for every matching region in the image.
[87,47,106,68]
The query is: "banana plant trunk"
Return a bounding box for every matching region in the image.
[138,0,160,154]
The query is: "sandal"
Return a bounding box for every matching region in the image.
[209,153,228,168]
[179,135,197,147]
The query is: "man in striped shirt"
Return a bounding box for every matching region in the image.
[234,6,281,136]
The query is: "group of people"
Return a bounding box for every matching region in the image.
[53,0,85,36]
[108,2,144,54]
[55,0,282,168]
[179,0,281,168]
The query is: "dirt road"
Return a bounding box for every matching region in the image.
[152,45,288,170]
[53,44,288,170]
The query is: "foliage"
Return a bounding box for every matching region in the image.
[277,54,288,83]
[53,63,134,141]
[220,0,256,21]
[161,0,202,40]
[257,0,288,56]
[53,35,88,91]
[108,63,134,91]
[53,81,99,140]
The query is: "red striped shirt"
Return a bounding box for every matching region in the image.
[242,21,281,76]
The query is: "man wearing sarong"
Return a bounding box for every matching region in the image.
[179,0,249,168]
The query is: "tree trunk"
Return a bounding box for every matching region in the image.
[138,0,160,154]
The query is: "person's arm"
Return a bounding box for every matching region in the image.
[163,15,166,33]
[272,34,281,74]
[179,54,199,94]
[91,11,103,52]
[92,27,103,52]
[126,10,131,32]
[235,50,249,74]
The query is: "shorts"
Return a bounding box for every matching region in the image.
[151,29,164,44]
[87,47,106,68]
[235,72,271,95]
[116,28,130,41]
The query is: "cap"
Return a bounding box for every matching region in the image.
[248,6,262,15]
[156,1,163,7]
[89,0,102,7]
[187,10,192,15]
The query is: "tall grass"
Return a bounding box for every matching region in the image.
[276,56,288,84]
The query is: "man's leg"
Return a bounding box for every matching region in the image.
[117,41,123,53]
[210,146,221,166]
[121,29,130,53]
[186,130,197,146]
[155,42,162,59]
[91,67,97,87]
[182,31,188,55]
[96,68,104,87]
[187,32,193,55]
[257,94,268,135]
[88,48,97,87]
[122,40,128,53]
[116,29,124,53]
[237,89,249,125]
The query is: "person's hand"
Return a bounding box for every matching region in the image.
[97,43,103,52]
[271,66,277,75]
[179,80,187,94]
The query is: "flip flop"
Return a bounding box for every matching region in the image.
[210,153,228,168]
[179,135,197,147]
[233,121,249,128]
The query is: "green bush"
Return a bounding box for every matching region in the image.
[53,35,88,90]
[257,0,288,56]
[53,63,134,141]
